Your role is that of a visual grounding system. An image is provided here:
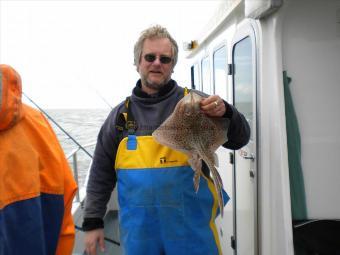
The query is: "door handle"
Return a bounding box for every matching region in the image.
[239,150,255,161]
[243,154,255,160]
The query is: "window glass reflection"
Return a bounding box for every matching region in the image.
[213,46,227,100]
[234,37,253,140]
[201,57,211,94]
[192,64,200,90]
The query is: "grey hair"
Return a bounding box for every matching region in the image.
[134,25,178,69]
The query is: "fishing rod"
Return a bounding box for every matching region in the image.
[86,82,113,110]
[23,92,93,159]
[94,88,113,110]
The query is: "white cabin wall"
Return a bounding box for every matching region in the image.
[282,0,340,219]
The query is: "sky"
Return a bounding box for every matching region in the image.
[0,0,220,109]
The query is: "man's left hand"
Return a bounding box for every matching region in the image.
[200,95,226,117]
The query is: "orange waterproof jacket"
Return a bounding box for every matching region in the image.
[0,65,77,255]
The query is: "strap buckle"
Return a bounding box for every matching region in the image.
[125,120,137,133]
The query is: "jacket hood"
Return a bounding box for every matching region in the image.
[0,64,23,131]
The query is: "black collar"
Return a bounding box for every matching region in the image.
[133,80,175,98]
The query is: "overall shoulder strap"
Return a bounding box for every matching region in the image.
[115,97,137,134]
[184,87,190,96]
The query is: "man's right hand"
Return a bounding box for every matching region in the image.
[84,228,105,255]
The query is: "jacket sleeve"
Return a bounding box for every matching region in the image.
[55,157,78,255]
[83,105,123,230]
[222,101,251,150]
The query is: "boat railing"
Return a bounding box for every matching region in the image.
[67,142,96,203]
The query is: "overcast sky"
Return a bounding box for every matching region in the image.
[0,0,219,109]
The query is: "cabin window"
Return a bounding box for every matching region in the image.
[213,46,227,99]
[234,37,254,140]
[201,56,211,94]
[191,63,200,90]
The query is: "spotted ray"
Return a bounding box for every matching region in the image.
[152,91,229,216]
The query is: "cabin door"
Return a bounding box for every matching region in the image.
[231,24,257,255]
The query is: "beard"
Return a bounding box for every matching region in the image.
[140,73,171,92]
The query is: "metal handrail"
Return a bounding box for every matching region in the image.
[22,93,100,204]
[67,142,96,202]
[23,93,93,158]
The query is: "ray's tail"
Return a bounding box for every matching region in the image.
[197,148,225,217]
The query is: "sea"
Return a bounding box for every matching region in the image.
[46,108,111,188]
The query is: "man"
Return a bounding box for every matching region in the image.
[83,25,250,255]
[0,64,77,255]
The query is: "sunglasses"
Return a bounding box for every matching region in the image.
[143,54,172,64]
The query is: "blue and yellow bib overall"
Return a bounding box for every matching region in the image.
[114,92,229,255]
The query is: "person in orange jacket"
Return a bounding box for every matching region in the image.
[0,64,78,255]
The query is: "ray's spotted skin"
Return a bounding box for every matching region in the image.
[152,90,229,216]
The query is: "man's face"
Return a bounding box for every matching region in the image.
[138,38,174,94]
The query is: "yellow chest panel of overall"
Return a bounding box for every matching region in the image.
[115,136,189,170]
